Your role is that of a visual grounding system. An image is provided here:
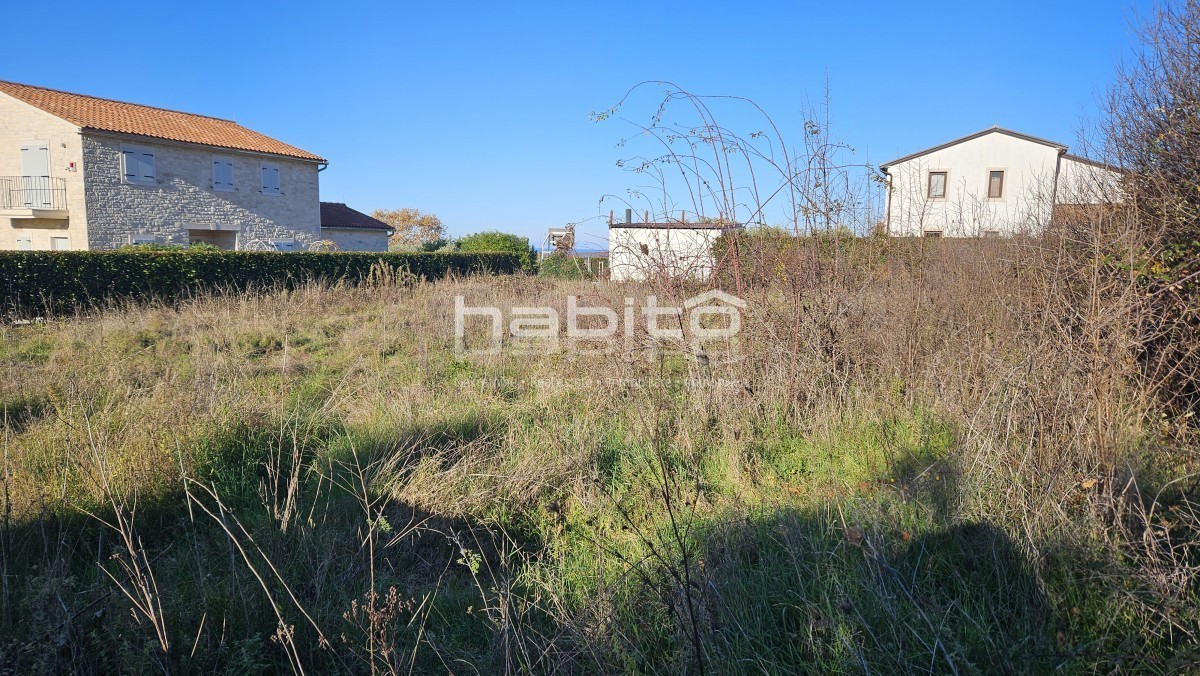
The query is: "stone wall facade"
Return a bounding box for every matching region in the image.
[81,133,322,250]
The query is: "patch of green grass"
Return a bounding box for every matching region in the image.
[0,391,51,431]
[236,331,285,358]
[693,506,1060,673]
[0,326,56,364]
[747,410,957,498]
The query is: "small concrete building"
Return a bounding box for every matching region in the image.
[880,126,1121,237]
[608,213,736,282]
[0,80,326,250]
[319,202,392,252]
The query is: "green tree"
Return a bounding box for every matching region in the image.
[372,208,447,250]
[1104,1,1200,410]
[457,231,537,272]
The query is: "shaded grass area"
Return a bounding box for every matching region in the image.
[0,278,1196,673]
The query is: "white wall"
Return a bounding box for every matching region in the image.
[609,226,724,282]
[885,132,1062,237]
[1057,156,1123,205]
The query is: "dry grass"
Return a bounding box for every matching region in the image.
[0,237,1196,673]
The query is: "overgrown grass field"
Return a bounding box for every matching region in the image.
[1,238,1197,673]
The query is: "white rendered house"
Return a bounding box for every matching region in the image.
[880,127,1120,237]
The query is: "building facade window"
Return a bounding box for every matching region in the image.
[213,157,235,192]
[16,235,32,251]
[121,145,156,185]
[923,230,943,238]
[988,170,1005,198]
[50,236,70,251]
[928,171,947,198]
[260,162,280,195]
[982,230,1001,238]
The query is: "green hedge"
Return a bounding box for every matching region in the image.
[537,252,608,280]
[457,231,538,273]
[0,250,524,316]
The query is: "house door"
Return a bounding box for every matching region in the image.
[20,143,51,208]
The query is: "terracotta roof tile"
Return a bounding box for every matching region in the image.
[0,80,325,162]
[320,202,392,231]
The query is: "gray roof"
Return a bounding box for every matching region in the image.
[1061,153,1123,171]
[319,202,392,231]
[880,126,1068,170]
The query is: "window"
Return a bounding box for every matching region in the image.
[982,230,1001,238]
[121,145,156,185]
[988,170,1005,198]
[928,171,947,198]
[50,237,69,251]
[16,235,32,251]
[923,230,943,238]
[270,239,297,252]
[129,234,158,245]
[213,157,235,192]
[260,162,280,195]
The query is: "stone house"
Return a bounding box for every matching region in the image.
[319,202,392,252]
[880,126,1122,237]
[0,80,326,250]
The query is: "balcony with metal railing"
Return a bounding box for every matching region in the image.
[0,176,69,219]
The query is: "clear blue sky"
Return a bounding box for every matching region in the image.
[5,1,1150,247]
